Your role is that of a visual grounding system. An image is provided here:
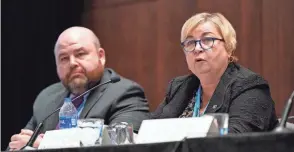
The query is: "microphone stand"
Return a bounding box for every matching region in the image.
[273,90,294,133]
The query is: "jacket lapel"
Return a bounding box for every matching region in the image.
[79,69,111,118]
[205,63,235,113]
[163,75,199,118]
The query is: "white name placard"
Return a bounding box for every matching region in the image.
[136,115,219,144]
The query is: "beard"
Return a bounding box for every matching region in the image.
[67,76,88,95]
[61,65,104,95]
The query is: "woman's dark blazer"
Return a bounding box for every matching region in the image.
[151,63,278,133]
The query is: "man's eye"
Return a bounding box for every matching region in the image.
[76,52,86,57]
[60,57,68,61]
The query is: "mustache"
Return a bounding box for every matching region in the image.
[66,67,86,79]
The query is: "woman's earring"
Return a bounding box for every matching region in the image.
[228,56,234,62]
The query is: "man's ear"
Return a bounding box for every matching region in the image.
[98,48,106,65]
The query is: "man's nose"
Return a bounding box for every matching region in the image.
[69,56,78,68]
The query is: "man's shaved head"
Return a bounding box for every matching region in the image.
[54,26,106,95]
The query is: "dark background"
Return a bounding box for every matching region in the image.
[2,0,294,150]
[1,0,84,149]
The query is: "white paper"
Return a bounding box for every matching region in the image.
[137,116,218,144]
[38,128,81,149]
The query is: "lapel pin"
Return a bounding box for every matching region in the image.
[212,105,217,109]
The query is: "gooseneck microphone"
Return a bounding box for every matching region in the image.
[273,90,294,132]
[21,75,121,150]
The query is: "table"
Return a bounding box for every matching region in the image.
[23,131,294,152]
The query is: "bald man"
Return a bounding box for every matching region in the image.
[8,27,150,150]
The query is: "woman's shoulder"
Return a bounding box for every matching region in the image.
[227,63,270,97]
[168,74,199,88]
[172,74,194,82]
[164,74,199,99]
[232,63,262,79]
[230,63,268,84]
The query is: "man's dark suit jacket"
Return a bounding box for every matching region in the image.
[25,68,149,132]
[151,63,278,133]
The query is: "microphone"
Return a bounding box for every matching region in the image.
[110,75,120,83]
[273,90,294,132]
[21,75,121,149]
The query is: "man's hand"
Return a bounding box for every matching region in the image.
[9,129,44,151]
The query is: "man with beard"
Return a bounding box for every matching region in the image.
[8,26,150,150]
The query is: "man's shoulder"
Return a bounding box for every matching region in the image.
[33,82,65,105]
[98,69,148,111]
[111,74,144,92]
[105,68,144,91]
[38,82,65,97]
